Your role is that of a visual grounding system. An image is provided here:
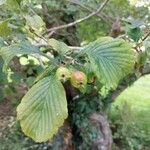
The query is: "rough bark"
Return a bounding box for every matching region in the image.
[90,113,113,150]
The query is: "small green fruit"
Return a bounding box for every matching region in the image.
[56,66,71,82]
[70,71,87,89]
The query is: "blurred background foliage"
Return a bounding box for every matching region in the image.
[110,75,150,150]
[0,0,150,149]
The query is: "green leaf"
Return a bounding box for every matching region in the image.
[124,18,144,28]
[0,37,6,47]
[124,18,143,42]
[80,37,135,89]
[25,15,45,30]
[127,27,142,42]
[0,56,7,84]
[17,76,68,142]
[137,51,147,66]
[48,38,70,54]
[0,20,11,37]
[144,40,150,57]
[34,66,56,84]
[84,62,95,82]
[0,39,7,84]
[0,41,41,71]
[15,0,21,5]
[5,0,20,10]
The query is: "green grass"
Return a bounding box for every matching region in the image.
[111,75,150,135]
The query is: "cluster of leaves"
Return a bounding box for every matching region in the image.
[0,0,150,148]
[0,35,136,142]
[0,0,136,140]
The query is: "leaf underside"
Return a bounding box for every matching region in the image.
[81,37,135,89]
[17,76,68,142]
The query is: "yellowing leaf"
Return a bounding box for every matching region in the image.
[0,20,11,37]
[17,76,68,142]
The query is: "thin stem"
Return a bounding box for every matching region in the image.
[70,0,113,25]
[135,30,150,50]
[46,0,110,34]
[141,31,150,42]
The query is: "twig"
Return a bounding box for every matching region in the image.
[141,30,150,42]
[34,32,48,43]
[40,53,53,61]
[90,113,112,150]
[33,30,83,50]
[46,0,110,33]
[68,46,83,50]
[35,42,83,51]
[135,30,150,50]
[70,0,113,25]
[35,43,49,48]
[47,30,56,38]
